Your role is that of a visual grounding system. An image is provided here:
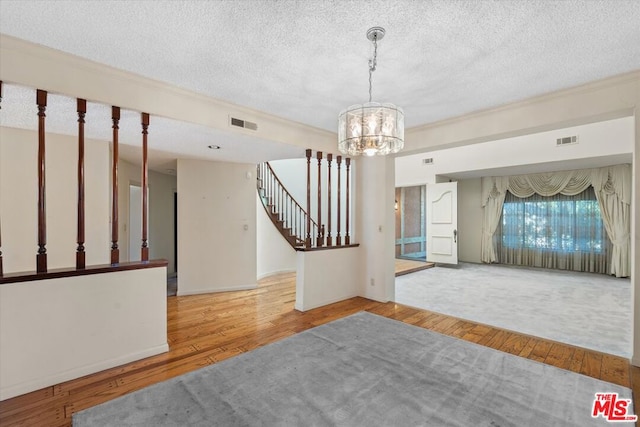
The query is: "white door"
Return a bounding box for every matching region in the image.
[426,182,458,264]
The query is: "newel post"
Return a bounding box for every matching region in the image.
[336,155,342,246]
[305,149,312,248]
[345,157,351,245]
[0,81,3,276]
[326,153,333,246]
[141,113,150,262]
[316,151,323,247]
[36,90,48,273]
[76,99,87,269]
[110,106,120,264]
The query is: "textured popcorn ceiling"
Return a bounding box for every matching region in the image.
[1,0,639,167]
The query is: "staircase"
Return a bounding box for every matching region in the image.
[257,162,318,249]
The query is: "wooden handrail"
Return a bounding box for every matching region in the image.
[264,162,318,230]
[0,259,168,285]
[257,162,318,249]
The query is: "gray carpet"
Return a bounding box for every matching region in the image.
[73,312,634,426]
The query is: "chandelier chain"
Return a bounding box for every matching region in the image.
[368,34,378,103]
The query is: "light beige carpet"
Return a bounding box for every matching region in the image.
[396,262,631,357]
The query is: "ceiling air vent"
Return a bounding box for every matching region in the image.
[230,116,258,131]
[556,135,578,146]
[422,158,434,165]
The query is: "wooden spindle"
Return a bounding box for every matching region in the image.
[316,151,323,247]
[336,155,342,246]
[345,157,351,245]
[76,99,87,269]
[326,153,333,246]
[0,81,3,276]
[110,106,120,264]
[305,149,312,248]
[36,90,48,273]
[141,113,150,262]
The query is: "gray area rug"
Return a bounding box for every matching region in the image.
[74,312,634,426]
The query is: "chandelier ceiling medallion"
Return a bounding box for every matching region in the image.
[338,26,404,157]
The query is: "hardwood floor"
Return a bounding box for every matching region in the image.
[0,271,635,426]
[395,258,434,276]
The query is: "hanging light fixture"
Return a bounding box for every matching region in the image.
[338,27,404,157]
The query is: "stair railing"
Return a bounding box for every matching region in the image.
[257,162,318,248]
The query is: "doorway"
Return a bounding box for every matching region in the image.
[129,184,142,262]
[395,185,426,261]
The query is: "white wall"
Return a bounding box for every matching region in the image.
[256,194,296,279]
[177,159,257,295]
[0,127,110,273]
[356,155,396,303]
[117,160,176,273]
[395,117,634,265]
[295,247,361,311]
[396,116,634,187]
[0,266,168,400]
[457,178,483,263]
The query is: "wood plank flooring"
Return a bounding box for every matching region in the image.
[0,272,636,426]
[395,258,435,276]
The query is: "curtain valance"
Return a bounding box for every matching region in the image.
[481,164,631,206]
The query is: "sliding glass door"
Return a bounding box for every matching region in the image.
[395,185,426,260]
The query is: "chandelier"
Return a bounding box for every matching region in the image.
[338,27,404,156]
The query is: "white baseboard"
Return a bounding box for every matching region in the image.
[631,356,640,368]
[178,283,257,296]
[295,292,359,312]
[257,269,296,280]
[0,343,169,401]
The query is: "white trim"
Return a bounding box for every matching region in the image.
[295,292,360,313]
[257,269,296,280]
[177,283,257,296]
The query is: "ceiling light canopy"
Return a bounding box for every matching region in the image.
[338,27,404,157]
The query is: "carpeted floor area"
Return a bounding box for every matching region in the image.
[395,262,632,357]
[73,312,634,426]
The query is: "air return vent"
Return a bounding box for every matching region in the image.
[556,135,578,146]
[422,158,434,165]
[230,116,258,131]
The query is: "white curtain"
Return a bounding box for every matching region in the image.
[481,164,631,277]
[481,176,508,263]
[591,164,632,277]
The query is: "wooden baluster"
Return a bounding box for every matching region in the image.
[76,99,87,269]
[141,113,150,262]
[0,80,3,276]
[110,106,120,264]
[345,158,351,245]
[336,155,342,246]
[36,90,48,273]
[316,151,323,247]
[326,154,333,246]
[305,149,312,248]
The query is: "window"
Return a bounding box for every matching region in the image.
[498,187,610,273]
